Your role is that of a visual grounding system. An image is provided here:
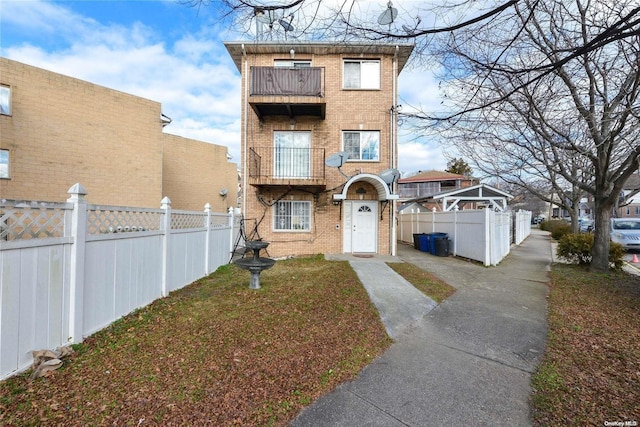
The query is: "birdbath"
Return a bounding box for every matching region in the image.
[233,240,276,289]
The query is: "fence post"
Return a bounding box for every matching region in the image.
[204,203,211,274]
[66,183,88,344]
[432,207,437,233]
[160,197,172,297]
[484,207,492,266]
[453,206,459,256]
[228,207,235,259]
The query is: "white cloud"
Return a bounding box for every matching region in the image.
[398,140,452,176]
[2,0,242,165]
[1,0,453,173]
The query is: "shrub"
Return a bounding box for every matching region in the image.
[556,233,624,270]
[541,219,571,237]
[551,223,572,241]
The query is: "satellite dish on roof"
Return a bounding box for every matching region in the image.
[380,168,400,184]
[377,1,398,26]
[325,151,348,168]
[279,18,294,32]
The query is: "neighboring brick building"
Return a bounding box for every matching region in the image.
[162,134,237,212]
[616,172,640,218]
[0,58,237,212]
[225,42,413,257]
[397,170,478,210]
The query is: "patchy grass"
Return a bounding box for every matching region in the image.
[531,264,640,425]
[0,257,393,426]
[386,262,456,303]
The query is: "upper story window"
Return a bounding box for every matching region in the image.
[343,131,380,161]
[0,149,9,179]
[343,59,380,89]
[274,60,311,67]
[0,85,11,115]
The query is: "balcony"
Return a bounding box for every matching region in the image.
[249,67,326,119]
[247,147,326,190]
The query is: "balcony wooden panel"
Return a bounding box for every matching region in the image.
[249,67,326,119]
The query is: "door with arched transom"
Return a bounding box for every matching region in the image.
[343,201,378,253]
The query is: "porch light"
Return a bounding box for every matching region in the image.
[356,186,367,200]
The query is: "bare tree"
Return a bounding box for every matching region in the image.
[413,0,640,271]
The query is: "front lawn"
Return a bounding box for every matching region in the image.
[531,264,640,425]
[0,257,393,426]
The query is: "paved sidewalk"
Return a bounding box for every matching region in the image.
[292,230,550,426]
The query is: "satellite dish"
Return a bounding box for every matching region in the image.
[219,188,228,196]
[279,18,294,32]
[377,1,398,26]
[379,168,400,184]
[325,151,348,168]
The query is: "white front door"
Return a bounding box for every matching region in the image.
[343,201,377,253]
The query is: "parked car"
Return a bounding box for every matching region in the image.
[578,218,594,233]
[610,218,640,250]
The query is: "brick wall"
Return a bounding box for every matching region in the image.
[239,49,398,256]
[0,58,236,212]
[0,58,163,207]
[162,134,238,212]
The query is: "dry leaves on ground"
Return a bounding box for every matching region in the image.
[0,257,392,426]
[532,264,640,425]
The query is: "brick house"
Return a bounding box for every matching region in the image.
[616,172,640,218]
[224,42,413,257]
[0,58,237,212]
[398,170,479,210]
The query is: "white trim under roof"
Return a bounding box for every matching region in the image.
[432,183,513,212]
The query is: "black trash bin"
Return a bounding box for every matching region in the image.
[413,233,427,251]
[434,236,449,257]
[428,232,447,255]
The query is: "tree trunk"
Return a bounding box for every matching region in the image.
[590,201,612,272]
[568,208,580,234]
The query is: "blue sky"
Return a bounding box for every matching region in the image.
[1,0,449,174]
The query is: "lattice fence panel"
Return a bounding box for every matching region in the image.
[211,213,230,228]
[1,203,68,241]
[87,207,162,235]
[171,211,207,230]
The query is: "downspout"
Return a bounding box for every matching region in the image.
[390,45,399,256]
[242,44,248,217]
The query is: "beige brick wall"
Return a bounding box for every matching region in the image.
[0,58,163,207]
[0,58,236,213]
[239,49,398,256]
[162,134,238,212]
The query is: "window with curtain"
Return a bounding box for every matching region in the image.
[274,200,311,231]
[274,131,311,178]
[0,85,10,115]
[343,131,380,161]
[343,60,380,89]
[0,149,8,178]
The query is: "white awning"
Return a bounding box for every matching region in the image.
[333,173,399,201]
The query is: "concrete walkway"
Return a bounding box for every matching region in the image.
[292,230,550,426]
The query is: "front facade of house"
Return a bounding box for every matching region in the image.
[0,58,238,212]
[398,170,479,211]
[398,170,478,200]
[225,42,413,257]
[616,172,640,218]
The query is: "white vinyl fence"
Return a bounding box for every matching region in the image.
[398,208,532,266]
[0,183,243,380]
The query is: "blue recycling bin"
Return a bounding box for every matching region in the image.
[413,233,430,252]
